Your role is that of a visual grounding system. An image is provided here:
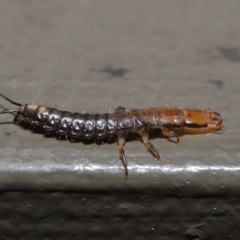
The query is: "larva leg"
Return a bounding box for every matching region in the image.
[115,106,126,112]
[117,130,128,179]
[139,128,160,162]
[161,128,179,143]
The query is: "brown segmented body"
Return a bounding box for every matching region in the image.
[0,93,223,179]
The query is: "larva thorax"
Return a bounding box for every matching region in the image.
[134,108,186,128]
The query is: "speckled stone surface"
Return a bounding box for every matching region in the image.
[0,1,240,239]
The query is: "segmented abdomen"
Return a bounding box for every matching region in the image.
[16,105,142,140]
[27,105,118,140]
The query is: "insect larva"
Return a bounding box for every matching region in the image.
[0,93,223,179]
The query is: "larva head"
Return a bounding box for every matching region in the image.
[0,93,23,122]
[0,94,49,126]
[13,104,40,124]
[183,109,223,134]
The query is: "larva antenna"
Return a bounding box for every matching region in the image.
[0,93,22,114]
[0,109,19,114]
[0,93,22,106]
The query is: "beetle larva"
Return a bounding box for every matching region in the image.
[0,93,223,179]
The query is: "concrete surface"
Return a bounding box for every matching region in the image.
[0,0,240,239]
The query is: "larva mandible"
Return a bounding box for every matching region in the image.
[0,93,223,179]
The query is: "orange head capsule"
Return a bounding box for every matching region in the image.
[183,109,223,134]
